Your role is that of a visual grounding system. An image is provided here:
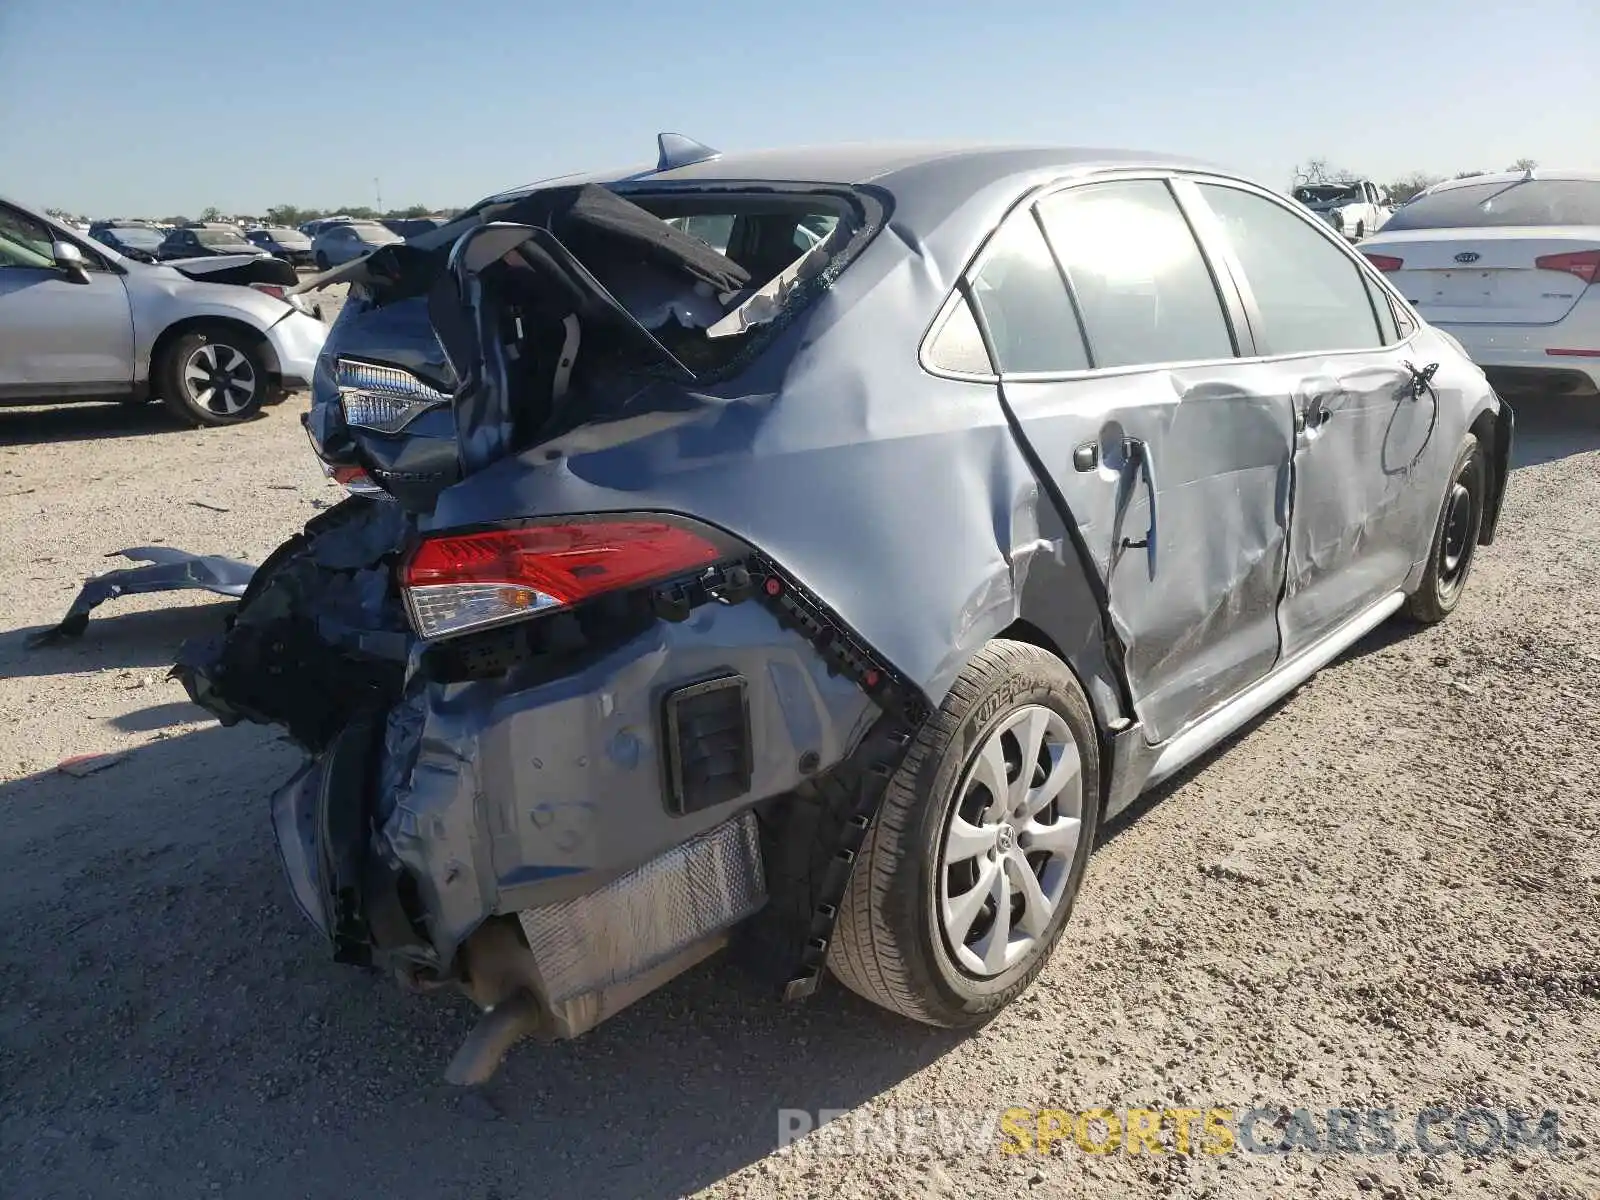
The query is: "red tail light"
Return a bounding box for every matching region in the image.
[1362,253,1404,272]
[402,519,725,639]
[250,283,290,299]
[1534,249,1600,285]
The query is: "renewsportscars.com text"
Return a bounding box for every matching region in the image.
[777,1105,1562,1160]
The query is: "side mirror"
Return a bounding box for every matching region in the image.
[52,241,91,284]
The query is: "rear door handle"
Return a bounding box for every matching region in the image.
[1296,396,1335,433]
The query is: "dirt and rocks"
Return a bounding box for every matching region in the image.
[1,340,1597,1198]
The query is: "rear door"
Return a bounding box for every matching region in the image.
[1191,181,1436,658]
[0,203,134,400]
[973,176,1296,744]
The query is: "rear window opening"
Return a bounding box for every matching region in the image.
[361,184,874,381]
[604,189,860,374]
[424,184,877,382]
[326,182,883,482]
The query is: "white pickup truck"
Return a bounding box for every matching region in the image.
[1291,180,1393,242]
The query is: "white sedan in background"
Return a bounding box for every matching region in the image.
[1360,170,1600,398]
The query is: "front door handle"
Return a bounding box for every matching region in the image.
[1108,437,1158,584]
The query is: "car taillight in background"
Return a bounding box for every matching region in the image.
[1362,253,1404,272]
[1534,249,1600,286]
[401,519,728,639]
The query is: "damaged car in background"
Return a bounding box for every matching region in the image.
[158,135,1512,1083]
[1,195,326,426]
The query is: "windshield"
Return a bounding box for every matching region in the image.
[1294,184,1363,204]
[1381,179,1600,231]
[263,227,309,244]
[195,228,250,248]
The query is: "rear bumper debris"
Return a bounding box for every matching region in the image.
[29,547,257,647]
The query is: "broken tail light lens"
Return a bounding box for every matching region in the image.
[1534,249,1600,286]
[1362,253,1404,272]
[402,519,727,639]
[337,359,450,434]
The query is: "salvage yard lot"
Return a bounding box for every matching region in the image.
[1,351,1599,1197]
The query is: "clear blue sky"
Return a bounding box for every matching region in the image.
[2,0,1594,217]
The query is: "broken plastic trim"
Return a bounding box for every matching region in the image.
[29,548,257,646]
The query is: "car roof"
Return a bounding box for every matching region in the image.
[490,141,1226,198]
[1425,168,1600,193]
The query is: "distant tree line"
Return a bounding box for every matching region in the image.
[1291,157,1540,204]
[133,203,454,227]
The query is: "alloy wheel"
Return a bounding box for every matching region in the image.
[183,343,257,417]
[938,704,1083,977]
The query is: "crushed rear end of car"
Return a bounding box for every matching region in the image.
[174,175,923,1081]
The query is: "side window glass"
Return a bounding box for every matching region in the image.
[1198,184,1384,355]
[926,294,993,375]
[968,211,1089,373]
[1392,299,1418,339]
[1037,179,1235,369]
[0,205,58,266]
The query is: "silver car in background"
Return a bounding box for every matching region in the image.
[310,220,402,269]
[0,196,328,426]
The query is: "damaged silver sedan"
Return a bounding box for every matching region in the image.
[173,136,1512,1081]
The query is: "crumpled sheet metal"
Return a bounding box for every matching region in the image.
[173,498,413,750]
[375,598,877,967]
[515,812,765,1006]
[29,547,255,646]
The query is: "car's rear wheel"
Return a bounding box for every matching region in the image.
[1406,435,1485,623]
[1355,220,1367,239]
[157,327,268,427]
[829,639,1099,1027]
[314,252,330,271]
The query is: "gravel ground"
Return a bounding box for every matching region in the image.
[1,327,1598,1199]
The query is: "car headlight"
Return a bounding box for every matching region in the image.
[337,359,450,433]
